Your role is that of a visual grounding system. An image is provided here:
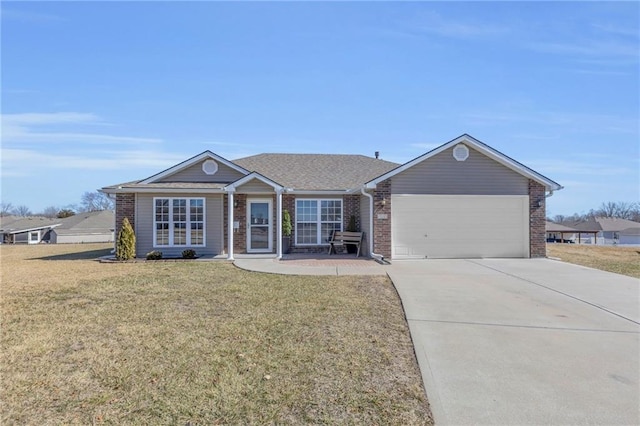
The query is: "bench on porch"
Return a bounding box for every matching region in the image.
[328,231,364,257]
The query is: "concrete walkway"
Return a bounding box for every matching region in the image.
[233,254,387,276]
[388,259,640,425]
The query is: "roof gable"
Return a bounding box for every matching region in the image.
[140,151,249,184]
[366,134,563,191]
[225,172,284,192]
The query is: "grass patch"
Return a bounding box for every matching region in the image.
[1,244,431,424]
[547,243,640,278]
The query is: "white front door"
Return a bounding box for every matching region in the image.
[247,199,272,252]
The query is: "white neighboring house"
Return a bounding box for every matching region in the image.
[0,216,61,244]
[564,217,640,245]
[619,227,640,245]
[48,210,115,244]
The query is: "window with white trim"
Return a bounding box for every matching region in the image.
[295,199,342,245]
[154,197,205,247]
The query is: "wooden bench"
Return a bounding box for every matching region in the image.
[328,231,364,257]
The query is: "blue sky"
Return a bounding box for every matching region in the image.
[2,1,638,216]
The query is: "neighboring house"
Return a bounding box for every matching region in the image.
[101,134,562,260]
[620,227,640,245]
[0,216,61,244]
[564,217,640,245]
[545,221,579,243]
[47,210,115,244]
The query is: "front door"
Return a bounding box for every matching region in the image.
[247,199,272,252]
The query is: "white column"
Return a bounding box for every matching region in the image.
[276,189,283,259]
[227,190,235,260]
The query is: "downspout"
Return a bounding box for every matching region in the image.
[276,188,283,259]
[361,187,384,262]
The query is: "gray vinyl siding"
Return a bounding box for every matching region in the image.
[391,145,528,195]
[237,179,275,193]
[135,193,224,257]
[360,195,370,256]
[158,160,245,183]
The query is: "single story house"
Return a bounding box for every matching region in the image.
[47,210,115,244]
[101,134,562,260]
[0,216,61,244]
[563,217,640,245]
[545,221,580,243]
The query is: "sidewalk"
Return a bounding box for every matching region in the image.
[233,254,387,276]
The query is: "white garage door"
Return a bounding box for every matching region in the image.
[391,195,529,259]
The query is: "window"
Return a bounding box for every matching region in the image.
[154,197,205,247]
[295,199,342,245]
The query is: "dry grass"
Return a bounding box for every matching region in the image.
[547,243,640,279]
[1,244,431,425]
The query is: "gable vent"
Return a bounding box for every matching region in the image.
[202,159,219,175]
[453,144,469,161]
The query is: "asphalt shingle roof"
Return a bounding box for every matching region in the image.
[232,154,399,190]
[0,216,60,233]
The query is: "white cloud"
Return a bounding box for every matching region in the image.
[1,111,163,145]
[527,40,639,59]
[1,148,186,176]
[409,11,509,39]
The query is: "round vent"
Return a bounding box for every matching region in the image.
[202,159,218,175]
[453,144,469,161]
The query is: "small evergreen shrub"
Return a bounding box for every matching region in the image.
[282,210,292,237]
[182,249,197,259]
[115,217,136,260]
[146,250,163,260]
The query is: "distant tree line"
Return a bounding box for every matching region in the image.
[549,201,640,223]
[0,191,114,218]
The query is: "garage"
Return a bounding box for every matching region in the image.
[391,194,530,259]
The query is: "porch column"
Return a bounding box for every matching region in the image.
[276,189,283,259]
[227,190,235,260]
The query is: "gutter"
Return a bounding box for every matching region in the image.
[361,187,385,262]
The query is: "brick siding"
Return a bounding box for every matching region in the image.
[115,193,135,242]
[529,179,546,258]
[373,179,392,259]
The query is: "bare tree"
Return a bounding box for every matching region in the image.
[13,205,32,217]
[0,202,13,217]
[41,206,60,218]
[79,191,114,212]
[594,201,638,220]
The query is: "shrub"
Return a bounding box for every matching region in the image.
[115,217,136,260]
[182,249,197,259]
[282,210,292,237]
[146,250,163,260]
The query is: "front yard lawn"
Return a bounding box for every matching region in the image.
[1,243,431,424]
[547,243,640,279]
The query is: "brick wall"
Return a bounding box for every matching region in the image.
[115,193,135,241]
[373,179,392,259]
[529,180,546,258]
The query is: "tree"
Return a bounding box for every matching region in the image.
[594,201,638,220]
[116,217,136,260]
[80,191,114,212]
[57,209,76,218]
[0,202,13,217]
[41,206,59,218]
[13,205,32,217]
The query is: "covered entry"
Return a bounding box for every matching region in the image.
[391,195,530,259]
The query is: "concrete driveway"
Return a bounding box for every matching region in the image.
[387,259,640,425]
